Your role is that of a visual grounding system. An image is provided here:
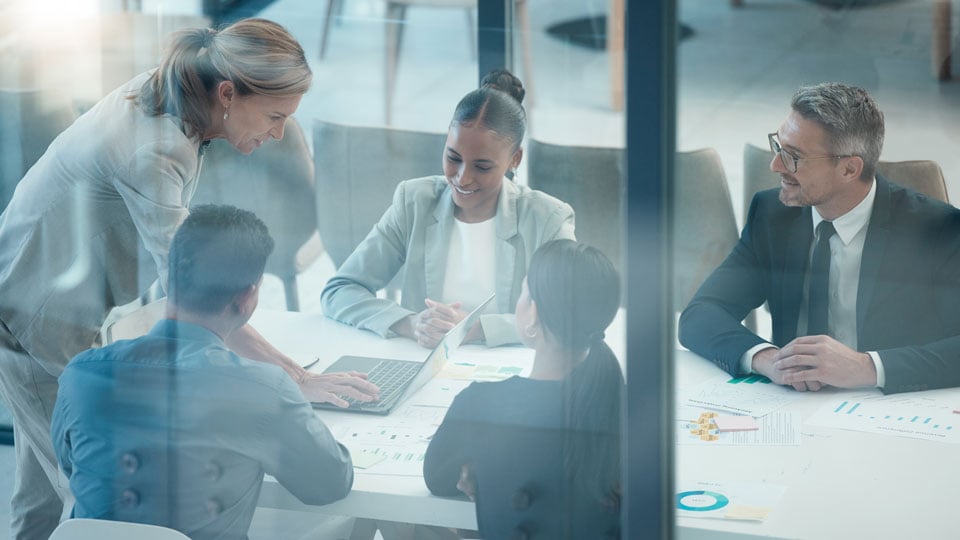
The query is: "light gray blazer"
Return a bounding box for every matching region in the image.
[0,73,201,374]
[321,176,575,346]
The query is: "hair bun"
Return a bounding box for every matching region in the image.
[480,68,525,105]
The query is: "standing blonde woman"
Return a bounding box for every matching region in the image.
[0,18,376,539]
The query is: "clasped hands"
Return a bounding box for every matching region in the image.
[752,335,878,391]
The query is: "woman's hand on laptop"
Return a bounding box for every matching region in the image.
[299,371,380,408]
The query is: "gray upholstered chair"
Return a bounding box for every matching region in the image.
[313,120,446,268]
[673,148,740,313]
[525,139,624,276]
[743,143,950,214]
[0,89,77,211]
[876,160,949,203]
[49,518,190,540]
[192,118,321,311]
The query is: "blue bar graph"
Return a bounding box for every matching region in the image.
[848,403,861,414]
[834,401,848,413]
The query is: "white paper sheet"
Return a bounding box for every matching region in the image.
[682,374,799,417]
[806,392,960,444]
[676,406,801,446]
[676,480,786,521]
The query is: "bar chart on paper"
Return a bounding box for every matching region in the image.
[807,394,960,444]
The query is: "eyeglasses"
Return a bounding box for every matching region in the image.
[768,133,850,173]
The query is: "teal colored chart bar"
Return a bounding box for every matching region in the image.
[848,403,861,414]
[911,416,919,422]
[834,401,848,413]
[924,418,931,424]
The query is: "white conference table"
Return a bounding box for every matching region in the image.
[251,309,960,539]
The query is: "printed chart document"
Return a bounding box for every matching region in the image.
[676,406,801,446]
[438,346,533,381]
[807,392,960,444]
[682,374,800,417]
[683,375,798,417]
[328,404,446,476]
[676,480,786,521]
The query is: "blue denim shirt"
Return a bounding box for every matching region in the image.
[52,319,353,540]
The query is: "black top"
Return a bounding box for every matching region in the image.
[423,376,620,540]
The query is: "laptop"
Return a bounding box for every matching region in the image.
[313,294,495,414]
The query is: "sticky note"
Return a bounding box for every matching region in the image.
[714,415,759,432]
[724,504,771,521]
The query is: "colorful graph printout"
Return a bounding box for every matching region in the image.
[683,375,800,417]
[327,404,446,476]
[676,481,786,521]
[676,407,801,446]
[806,393,960,444]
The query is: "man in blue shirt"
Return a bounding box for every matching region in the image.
[52,205,356,539]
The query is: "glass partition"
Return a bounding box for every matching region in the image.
[674,1,959,538]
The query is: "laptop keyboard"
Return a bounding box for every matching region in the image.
[346,360,421,408]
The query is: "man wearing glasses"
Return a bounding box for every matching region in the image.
[679,82,960,394]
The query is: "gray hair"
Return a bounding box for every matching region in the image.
[791,83,884,180]
[132,18,312,140]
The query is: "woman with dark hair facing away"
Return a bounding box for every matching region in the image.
[321,69,575,349]
[0,18,376,539]
[423,239,623,540]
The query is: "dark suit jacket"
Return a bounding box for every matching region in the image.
[679,176,960,394]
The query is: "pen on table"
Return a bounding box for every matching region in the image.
[303,357,320,370]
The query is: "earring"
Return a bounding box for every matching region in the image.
[523,323,537,339]
[223,109,229,121]
[511,167,520,183]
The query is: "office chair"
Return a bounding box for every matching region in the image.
[313,120,446,268]
[525,139,624,277]
[192,118,322,311]
[49,518,190,540]
[743,143,949,213]
[674,148,741,312]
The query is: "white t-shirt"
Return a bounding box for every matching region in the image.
[441,217,497,312]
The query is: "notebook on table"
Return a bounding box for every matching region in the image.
[312,294,495,415]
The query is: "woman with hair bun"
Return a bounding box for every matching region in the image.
[0,18,376,538]
[424,239,623,539]
[322,69,575,348]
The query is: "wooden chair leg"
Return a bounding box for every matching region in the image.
[319,0,338,59]
[465,8,477,61]
[607,0,625,111]
[516,0,535,111]
[283,276,300,312]
[385,2,406,125]
[933,0,951,81]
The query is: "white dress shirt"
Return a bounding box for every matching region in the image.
[742,180,886,387]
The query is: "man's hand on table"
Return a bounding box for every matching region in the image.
[752,346,824,392]
[300,371,380,408]
[776,335,878,389]
[751,335,878,391]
